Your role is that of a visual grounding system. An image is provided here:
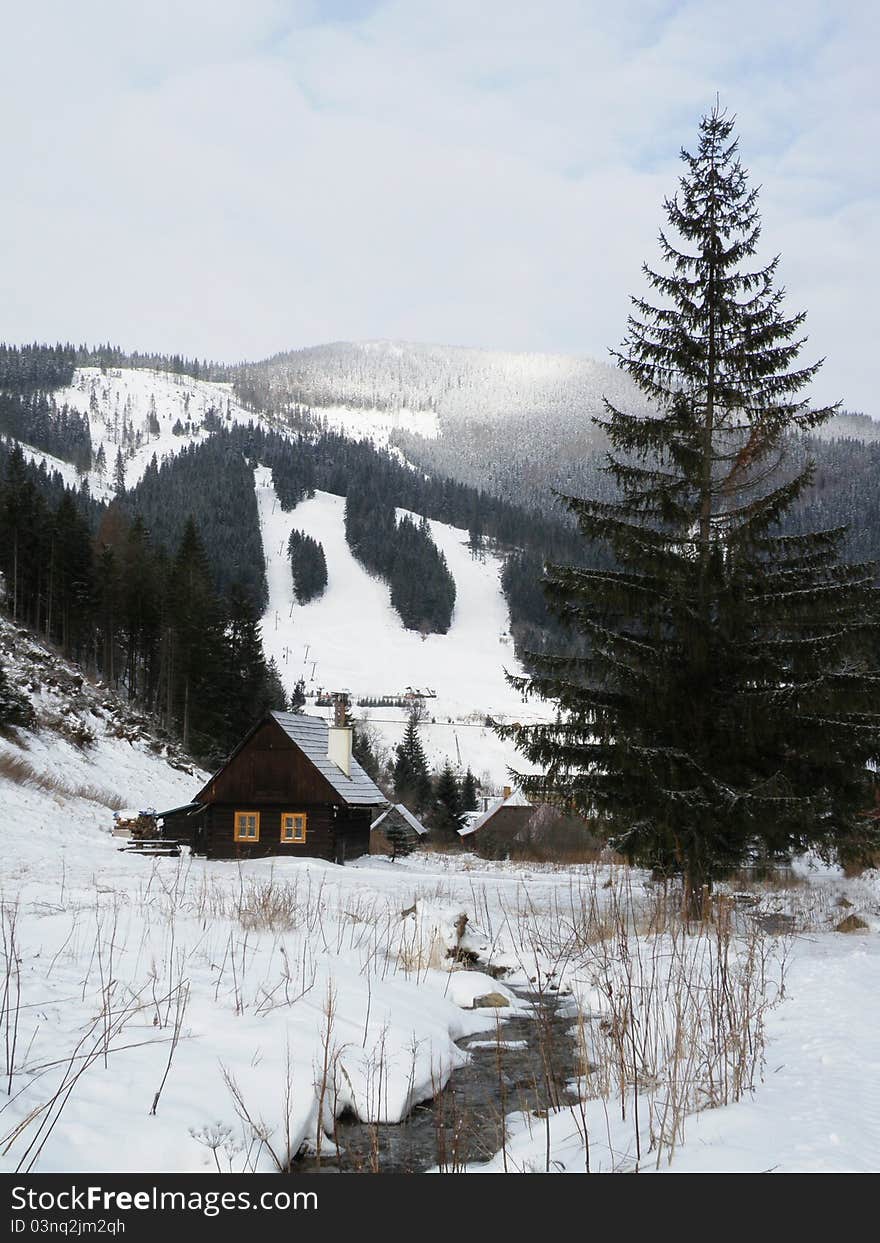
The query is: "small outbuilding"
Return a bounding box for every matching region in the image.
[157,705,386,863]
[459,787,603,861]
[458,787,535,858]
[370,803,429,856]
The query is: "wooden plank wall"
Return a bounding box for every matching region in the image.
[204,803,335,860]
[201,719,337,805]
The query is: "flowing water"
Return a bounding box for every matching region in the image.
[292,987,583,1174]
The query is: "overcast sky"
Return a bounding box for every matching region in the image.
[1,1,876,412]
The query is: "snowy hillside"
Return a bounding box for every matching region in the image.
[244,339,644,426]
[238,341,880,517]
[254,468,551,783]
[51,366,259,499]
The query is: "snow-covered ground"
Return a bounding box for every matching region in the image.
[309,402,439,447]
[254,468,550,783]
[31,367,436,504]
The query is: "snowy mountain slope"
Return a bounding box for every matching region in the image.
[249,339,880,435]
[17,353,877,536]
[245,339,645,426]
[254,468,550,783]
[241,341,880,518]
[50,366,259,499]
[308,402,439,448]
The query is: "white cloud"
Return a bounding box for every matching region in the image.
[0,0,875,411]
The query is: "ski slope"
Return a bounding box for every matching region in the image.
[254,468,550,783]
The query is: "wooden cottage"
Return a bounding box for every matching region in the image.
[157,708,386,862]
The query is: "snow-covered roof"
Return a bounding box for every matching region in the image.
[155,802,206,820]
[270,711,386,807]
[458,787,532,836]
[371,803,428,836]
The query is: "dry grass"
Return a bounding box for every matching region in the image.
[840,853,880,878]
[507,842,620,866]
[517,872,793,1169]
[0,752,125,810]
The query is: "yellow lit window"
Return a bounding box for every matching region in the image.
[234,810,260,842]
[281,812,307,843]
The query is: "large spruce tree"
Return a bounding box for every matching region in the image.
[393,711,433,812]
[501,106,880,914]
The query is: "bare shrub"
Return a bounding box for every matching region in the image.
[546,876,789,1169]
[38,711,95,749]
[507,804,609,865]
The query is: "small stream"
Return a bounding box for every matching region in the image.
[293,987,582,1174]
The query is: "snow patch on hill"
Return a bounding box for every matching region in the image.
[18,365,432,501]
[311,401,439,447]
[51,367,257,496]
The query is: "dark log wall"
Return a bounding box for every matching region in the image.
[169,718,380,862]
[204,803,332,860]
[160,811,204,849]
[198,719,337,805]
[202,803,373,862]
[332,807,371,864]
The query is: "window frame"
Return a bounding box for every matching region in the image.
[280,811,308,844]
[234,810,260,842]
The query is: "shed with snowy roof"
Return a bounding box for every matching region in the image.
[459,786,605,861]
[457,786,537,859]
[157,702,386,863]
[370,803,429,856]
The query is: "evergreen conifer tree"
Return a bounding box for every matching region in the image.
[0,659,33,728]
[162,516,228,754]
[384,816,416,862]
[461,767,479,812]
[500,106,880,914]
[393,711,432,812]
[432,762,465,841]
[287,529,328,603]
[222,583,285,743]
[113,449,126,496]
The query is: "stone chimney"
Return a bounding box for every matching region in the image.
[328,691,352,778]
[503,785,512,800]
